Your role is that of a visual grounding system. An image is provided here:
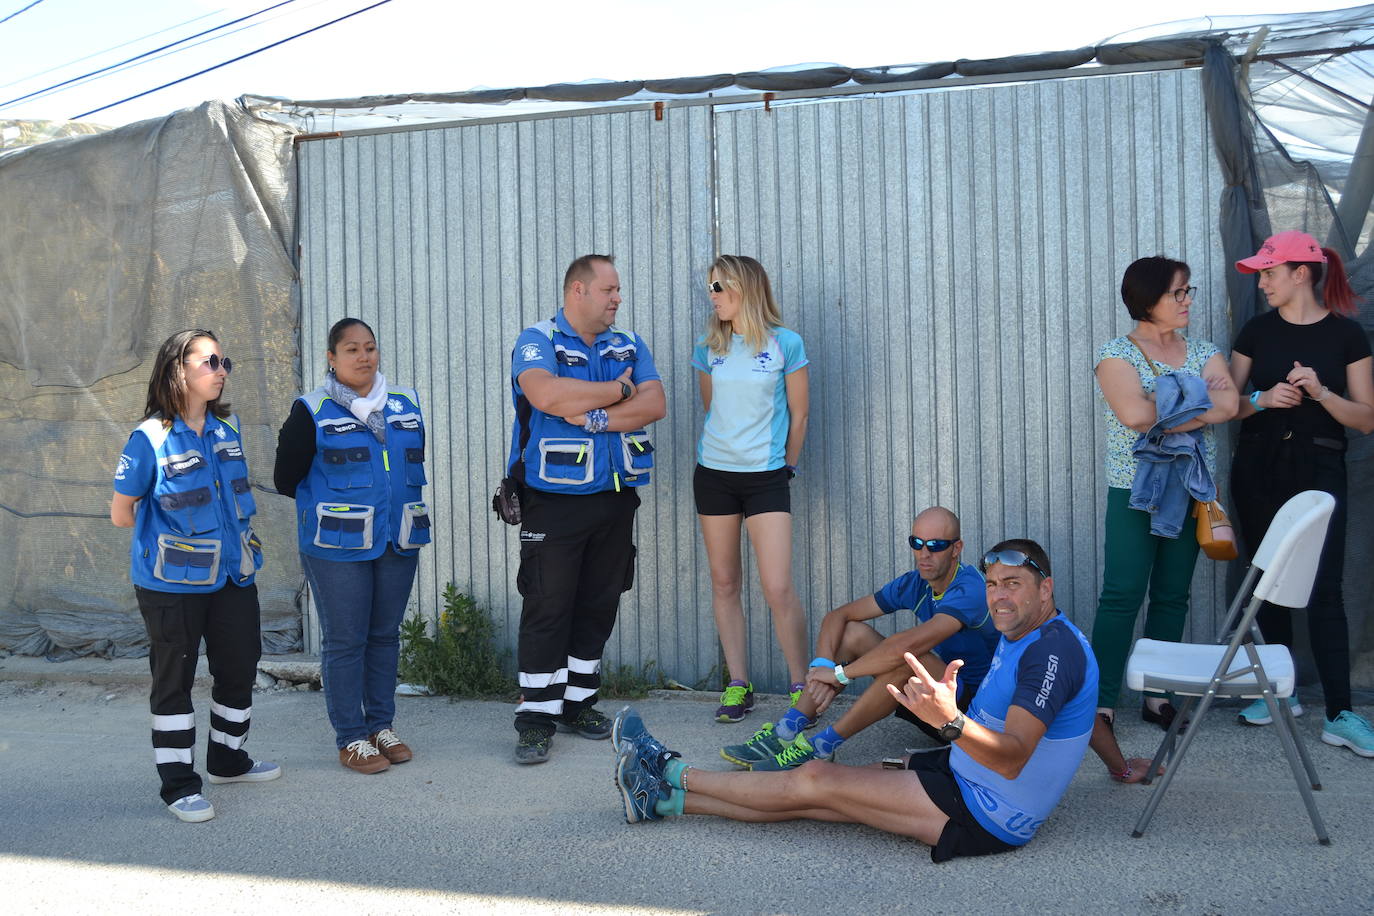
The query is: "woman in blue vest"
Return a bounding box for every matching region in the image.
[692,255,810,723]
[274,318,431,774]
[111,329,279,824]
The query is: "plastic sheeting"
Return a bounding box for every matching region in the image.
[0,100,302,658]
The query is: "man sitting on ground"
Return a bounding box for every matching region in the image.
[614,539,1098,863]
[722,506,998,770]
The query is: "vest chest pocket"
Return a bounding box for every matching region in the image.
[229,476,257,519]
[321,446,374,489]
[620,430,654,473]
[214,440,256,518]
[538,438,594,485]
[398,502,431,549]
[403,447,427,486]
[153,534,220,586]
[313,503,374,550]
[158,486,217,536]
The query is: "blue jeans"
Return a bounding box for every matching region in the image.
[301,547,419,749]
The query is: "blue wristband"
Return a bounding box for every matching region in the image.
[1250,390,1266,412]
[809,657,835,669]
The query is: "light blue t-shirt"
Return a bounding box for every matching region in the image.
[692,327,808,472]
[950,613,1097,846]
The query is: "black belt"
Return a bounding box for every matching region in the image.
[1240,432,1347,453]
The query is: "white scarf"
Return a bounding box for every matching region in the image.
[347,371,389,425]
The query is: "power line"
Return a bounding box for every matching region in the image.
[72,0,393,120]
[0,0,302,111]
[0,0,45,28]
[0,8,226,91]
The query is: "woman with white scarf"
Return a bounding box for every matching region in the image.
[274,318,432,774]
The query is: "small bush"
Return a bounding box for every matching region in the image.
[599,659,669,699]
[398,585,516,698]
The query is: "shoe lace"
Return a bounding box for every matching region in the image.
[344,739,381,758]
[518,729,550,748]
[720,684,749,706]
[373,728,402,749]
[1335,711,1374,739]
[745,722,775,747]
[176,793,207,806]
[773,738,814,768]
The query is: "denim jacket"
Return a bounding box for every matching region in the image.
[1128,373,1217,537]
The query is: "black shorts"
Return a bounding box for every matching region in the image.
[693,464,791,517]
[907,746,1017,863]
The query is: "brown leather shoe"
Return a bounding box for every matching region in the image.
[339,739,391,774]
[369,728,413,764]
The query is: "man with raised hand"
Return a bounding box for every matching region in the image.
[613,539,1098,863]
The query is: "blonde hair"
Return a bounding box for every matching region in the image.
[704,254,782,355]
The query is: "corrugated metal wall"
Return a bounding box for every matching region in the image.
[296,67,1231,694]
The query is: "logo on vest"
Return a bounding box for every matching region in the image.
[214,426,226,439]
[388,397,403,413]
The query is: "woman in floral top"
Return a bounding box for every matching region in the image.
[1088,256,1237,781]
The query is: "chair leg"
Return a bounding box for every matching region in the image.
[1132,690,1219,838]
[1141,693,1196,785]
[1271,696,1330,844]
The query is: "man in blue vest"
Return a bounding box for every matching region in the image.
[508,254,666,765]
[614,539,1099,863]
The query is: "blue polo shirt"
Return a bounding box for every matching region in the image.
[873,562,997,694]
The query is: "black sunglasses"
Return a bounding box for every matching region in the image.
[909,536,956,553]
[980,549,1047,578]
[708,280,725,294]
[185,354,232,374]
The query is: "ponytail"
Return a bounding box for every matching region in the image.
[1317,247,1361,317]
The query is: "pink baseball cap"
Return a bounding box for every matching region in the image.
[1236,230,1327,273]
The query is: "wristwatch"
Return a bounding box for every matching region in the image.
[938,713,966,742]
[618,380,632,402]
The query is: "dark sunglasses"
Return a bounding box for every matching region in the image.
[980,549,1047,578]
[909,536,956,553]
[708,280,725,294]
[185,354,232,374]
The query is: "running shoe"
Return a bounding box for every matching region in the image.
[1237,695,1303,726]
[752,732,832,772]
[715,680,755,723]
[720,721,786,768]
[614,745,665,823]
[1321,710,1374,757]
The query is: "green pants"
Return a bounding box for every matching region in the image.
[1090,487,1201,708]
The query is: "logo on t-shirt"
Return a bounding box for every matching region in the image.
[711,356,726,367]
[115,454,131,481]
[521,344,542,362]
[753,350,774,372]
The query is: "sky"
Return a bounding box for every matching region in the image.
[0,0,1357,127]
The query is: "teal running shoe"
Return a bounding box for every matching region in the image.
[752,732,832,772]
[720,721,785,768]
[1237,695,1303,726]
[1321,710,1374,757]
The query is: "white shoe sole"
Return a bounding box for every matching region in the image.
[167,801,215,823]
[1321,731,1374,757]
[1238,701,1303,726]
[207,765,282,784]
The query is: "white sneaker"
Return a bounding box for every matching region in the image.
[207,760,282,784]
[167,793,215,823]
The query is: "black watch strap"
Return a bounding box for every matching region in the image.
[938,712,966,742]
[618,380,632,401]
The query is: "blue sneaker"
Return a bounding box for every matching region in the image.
[751,732,832,772]
[1321,711,1374,758]
[1238,696,1303,726]
[720,721,786,768]
[612,706,680,779]
[167,793,215,823]
[614,745,665,823]
[207,760,282,784]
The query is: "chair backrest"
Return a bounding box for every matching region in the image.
[1251,490,1335,609]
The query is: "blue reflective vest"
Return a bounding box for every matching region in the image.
[292,387,431,560]
[119,414,262,593]
[507,315,659,495]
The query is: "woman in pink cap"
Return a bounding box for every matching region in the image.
[1229,230,1374,757]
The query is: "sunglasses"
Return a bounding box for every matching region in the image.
[185,354,232,374]
[707,280,725,294]
[980,549,1047,578]
[908,536,956,553]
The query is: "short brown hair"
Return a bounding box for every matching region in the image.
[563,254,615,294]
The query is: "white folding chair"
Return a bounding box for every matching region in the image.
[1124,489,1335,844]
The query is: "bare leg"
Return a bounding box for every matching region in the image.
[681,759,949,843]
[745,511,809,686]
[700,513,748,682]
[830,652,945,739]
[793,621,884,720]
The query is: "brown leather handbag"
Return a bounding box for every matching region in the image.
[1193,499,1238,561]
